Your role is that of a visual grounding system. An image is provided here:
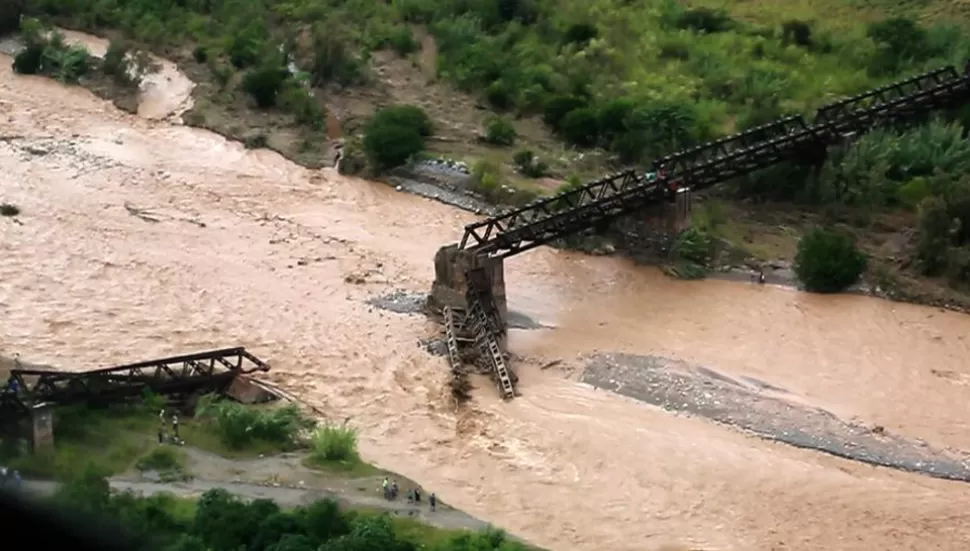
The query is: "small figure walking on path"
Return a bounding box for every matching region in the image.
[414,487,421,503]
[407,488,414,504]
[171,413,180,439]
[429,493,436,512]
[382,477,390,499]
[391,480,399,500]
[158,427,164,444]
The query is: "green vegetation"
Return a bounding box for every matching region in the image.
[135,446,190,482]
[49,471,528,551]
[0,394,320,479]
[195,394,314,453]
[10,0,970,297]
[362,105,433,172]
[306,423,378,476]
[669,226,716,280]
[794,228,868,293]
[483,116,516,146]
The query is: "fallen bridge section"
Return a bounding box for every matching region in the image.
[7,347,270,407]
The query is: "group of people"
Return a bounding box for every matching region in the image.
[158,409,182,445]
[381,477,436,511]
[0,466,21,489]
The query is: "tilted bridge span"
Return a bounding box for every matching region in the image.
[429,63,970,402]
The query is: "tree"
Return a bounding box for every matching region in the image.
[362,105,431,171]
[483,116,516,145]
[794,228,868,293]
[242,63,289,108]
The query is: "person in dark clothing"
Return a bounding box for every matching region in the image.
[157,428,164,444]
[429,493,436,512]
[171,414,180,439]
[413,488,421,503]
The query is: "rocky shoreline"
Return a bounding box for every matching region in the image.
[581,353,970,483]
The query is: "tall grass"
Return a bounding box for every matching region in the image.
[310,424,360,463]
[196,395,314,450]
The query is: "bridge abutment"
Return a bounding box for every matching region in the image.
[431,245,508,325]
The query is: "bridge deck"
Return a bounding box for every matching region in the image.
[457,63,970,260]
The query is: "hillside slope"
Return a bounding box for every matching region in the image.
[10,0,970,306]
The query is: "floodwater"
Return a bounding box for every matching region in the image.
[2,42,970,551]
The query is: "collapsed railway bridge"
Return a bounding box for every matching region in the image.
[0,347,276,450]
[429,63,970,402]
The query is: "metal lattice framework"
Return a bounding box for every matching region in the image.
[456,64,970,260]
[6,347,269,408]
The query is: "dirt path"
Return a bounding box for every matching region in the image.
[20,445,492,534]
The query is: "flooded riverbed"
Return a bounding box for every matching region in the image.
[1,46,969,551]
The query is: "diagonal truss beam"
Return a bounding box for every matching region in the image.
[455,64,970,259]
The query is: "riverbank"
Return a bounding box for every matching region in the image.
[18,446,494,536]
[2,26,969,316]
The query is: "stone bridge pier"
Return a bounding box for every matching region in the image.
[430,245,507,325]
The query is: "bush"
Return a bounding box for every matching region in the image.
[0,203,20,216]
[196,397,314,450]
[135,446,184,472]
[469,157,508,202]
[512,149,548,178]
[242,62,289,108]
[386,26,418,56]
[373,104,433,136]
[310,424,359,463]
[794,228,868,293]
[672,227,715,265]
[361,105,431,171]
[483,116,516,145]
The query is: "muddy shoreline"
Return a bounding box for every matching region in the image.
[582,353,970,483]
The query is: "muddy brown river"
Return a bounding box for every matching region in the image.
[1,43,970,551]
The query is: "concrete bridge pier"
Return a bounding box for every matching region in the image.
[431,245,508,327]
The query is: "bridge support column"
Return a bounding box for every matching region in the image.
[29,402,54,453]
[431,245,507,325]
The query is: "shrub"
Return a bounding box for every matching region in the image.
[781,20,813,47]
[361,105,431,171]
[512,149,548,178]
[0,203,20,216]
[278,84,325,129]
[672,226,715,265]
[483,116,516,145]
[374,104,433,136]
[242,63,289,108]
[676,8,734,33]
[386,26,418,56]
[196,397,314,450]
[310,424,359,463]
[794,228,868,293]
[135,446,184,472]
[469,157,506,202]
[558,107,599,147]
[916,196,953,276]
